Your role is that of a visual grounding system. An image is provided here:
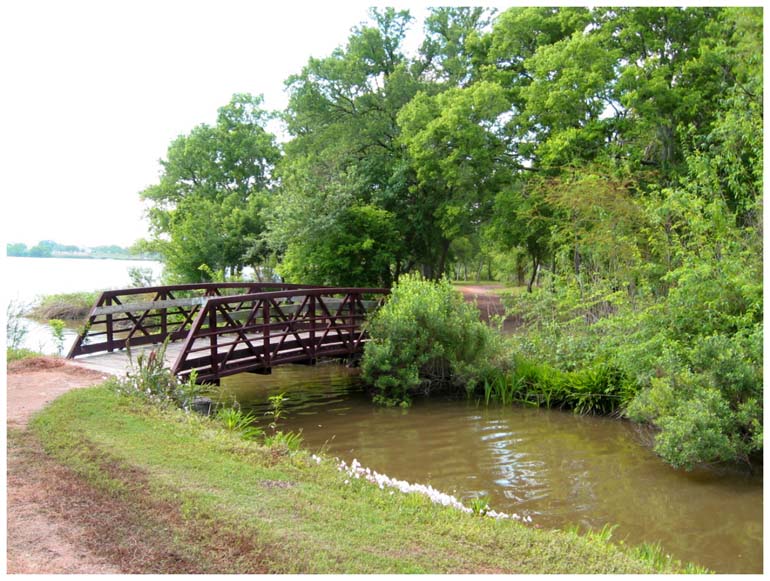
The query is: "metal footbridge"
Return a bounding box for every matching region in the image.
[67,282,388,384]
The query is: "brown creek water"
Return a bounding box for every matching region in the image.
[220,363,761,573]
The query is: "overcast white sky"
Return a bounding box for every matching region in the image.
[1,1,430,248]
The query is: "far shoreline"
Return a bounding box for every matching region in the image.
[6,255,159,262]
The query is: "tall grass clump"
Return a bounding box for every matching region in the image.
[29,291,101,320]
[215,407,264,441]
[6,300,41,361]
[361,274,505,406]
[480,357,634,416]
[7,300,28,349]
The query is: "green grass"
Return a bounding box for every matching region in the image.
[496,285,528,298]
[477,356,636,416]
[26,385,706,574]
[7,347,42,362]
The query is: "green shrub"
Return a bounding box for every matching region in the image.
[49,319,66,356]
[501,214,762,468]
[361,274,503,405]
[652,387,739,470]
[110,339,208,410]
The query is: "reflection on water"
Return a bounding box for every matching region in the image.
[220,364,763,574]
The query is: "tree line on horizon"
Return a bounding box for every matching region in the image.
[6,240,151,259]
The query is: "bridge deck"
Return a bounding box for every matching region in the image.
[69,340,186,377]
[69,329,340,379]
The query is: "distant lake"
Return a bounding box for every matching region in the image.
[5,256,164,354]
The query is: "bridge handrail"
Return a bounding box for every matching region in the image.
[67,284,390,371]
[95,281,316,299]
[66,282,329,358]
[170,287,390,382]
[200,287,390,306]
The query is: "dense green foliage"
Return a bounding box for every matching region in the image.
[138,7,762,469]
[362,279,634,415]
[277,204,402,287]
[362,275,501,405]
[482,358,634,416]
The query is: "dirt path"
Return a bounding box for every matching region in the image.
[6,357,120,574]
[456,284,520,333]
[7,357,109,429]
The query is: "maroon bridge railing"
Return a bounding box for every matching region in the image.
[67,283,315,358]
[170,287,389,383]
[67,283,389,383]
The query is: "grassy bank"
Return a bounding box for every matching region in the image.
[27,385,703,574]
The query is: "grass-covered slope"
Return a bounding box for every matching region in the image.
[29,386,701,574]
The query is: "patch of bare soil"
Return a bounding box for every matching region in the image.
[7,428,268,574]
[6,431,124,574]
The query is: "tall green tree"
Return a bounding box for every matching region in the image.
[273,8,424,284]
[141,94,280,281]
[397,81,511,277]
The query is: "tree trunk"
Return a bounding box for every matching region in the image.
[435,239,451,281]
[527,255,540,293]
[516,254,526,286]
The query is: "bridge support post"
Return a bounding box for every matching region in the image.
[209,306,218,376]
[349,293,358,355]
[262,300,271,367]
[160,290,168,338]
[309,295,316,359]
[106,296,114,352]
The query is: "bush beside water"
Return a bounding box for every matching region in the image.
[362,276,633,415]
[362,276,762,471]
[361,274,504,405]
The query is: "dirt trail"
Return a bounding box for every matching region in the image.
[6,358,119,573]
[7,357,109,429]
[456,284,520,333]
